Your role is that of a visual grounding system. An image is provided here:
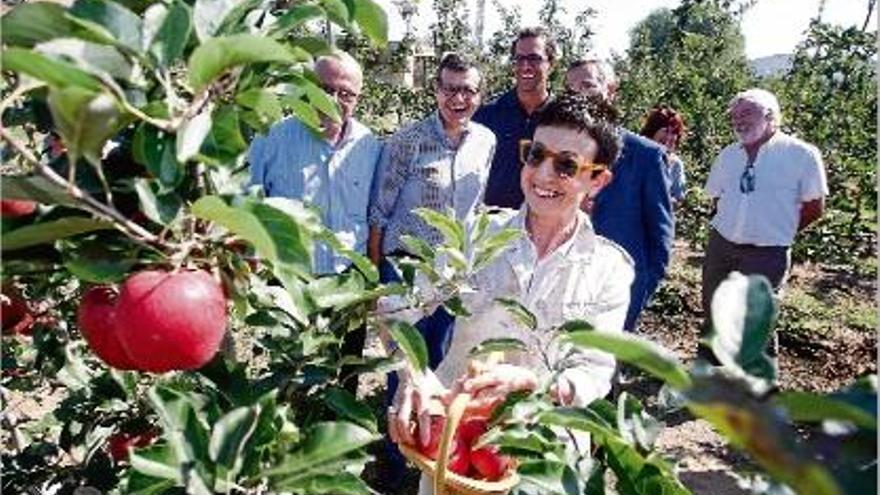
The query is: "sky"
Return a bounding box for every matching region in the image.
[377,0,875,59]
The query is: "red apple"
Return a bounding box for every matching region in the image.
[456,418,487,446]
[77,286,136,369]
[470,445,510,481]
[447,436,471,476]
[108,428,158,462]
[114,269,227,373]
[0,199,36,218]
[2,289,34,336]
[418,415,446,460]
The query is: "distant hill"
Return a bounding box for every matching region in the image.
[750,54,793,78]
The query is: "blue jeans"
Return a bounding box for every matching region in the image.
[380,257,455,475]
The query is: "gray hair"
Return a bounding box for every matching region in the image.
[314,49,363,81]
[568,54,617,88]
[729,88,781,126]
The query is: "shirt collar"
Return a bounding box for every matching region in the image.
[430,111,472,149]
[505,207,598,288]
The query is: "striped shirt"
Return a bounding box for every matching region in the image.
[248,117,382,274]
[369,112,495,255]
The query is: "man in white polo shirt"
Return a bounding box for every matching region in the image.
[700,88,827,357]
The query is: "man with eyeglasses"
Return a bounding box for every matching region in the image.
[700,88,827,359]
[368,52,495,481]
[565,56,674,333]
[248,50,380,274]
[247,51,381,394]
[473,27,556,209]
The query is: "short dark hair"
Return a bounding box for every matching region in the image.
[639,105,686,145]
[535,92,621,167]
[435,52,481,86]
[509,27,557,64]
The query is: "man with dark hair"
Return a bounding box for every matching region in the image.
[565,56,674,332]
[474,27,556,209]
[368,51,495,482]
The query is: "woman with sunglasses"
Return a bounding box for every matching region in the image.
[385,94,634,493]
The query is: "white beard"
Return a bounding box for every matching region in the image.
[736,121,769,145]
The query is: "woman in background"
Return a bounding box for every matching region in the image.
[640,105,687,204]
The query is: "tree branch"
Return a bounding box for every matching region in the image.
[0,126,168,250]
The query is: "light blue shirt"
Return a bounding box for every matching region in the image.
[248,117,382,274]
[369,112,496,255]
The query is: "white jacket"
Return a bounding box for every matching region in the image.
[435,207,635,407]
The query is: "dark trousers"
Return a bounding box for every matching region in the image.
[699,228,789,359]
[379,256,455,475]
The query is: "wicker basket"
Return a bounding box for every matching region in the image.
[398,392,519,495]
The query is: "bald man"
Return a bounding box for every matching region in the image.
[248,51,382,274]
[248,52,382,395]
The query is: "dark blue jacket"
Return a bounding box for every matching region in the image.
[592,130,674,330]
[474,89,546,209]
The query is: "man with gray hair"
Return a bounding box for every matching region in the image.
[248,51,382,393]
[565,56,674,332]
[700,88,827,358]
[248,51,382,274]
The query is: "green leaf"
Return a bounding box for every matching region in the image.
[350,0,388,47]
[208,406,259,473]
[269,4,326,38]
[48,87,127,166]
[69,0,143,53]
[1,175,78,207]
[686,374,842,495]
[62,239,137,283]
[2,217,114,251]
[199,106,248,164]
[132,123,183,189]
[303,79,341,122]
[775,391,876,430]
[192,0,240,41]
[324,388,378,433]
[413,207,464,251]
[468,337,528,358]
[273,471,371,494]
[283,95,323,133]
[134,178,183,225]
[35,38,133,80]
[320,0,351,27]
[191,196,313,304]
[129,443,181,482]
[473,227,521,270]
[235,88,282,130]
[399,234,436,261]
[307,272,369,309]
[708,272,778,385]
[515,459,575,495]
[188,34,302,91]
[212,0,264,36]
[1,2,79,47]
[538,407,690,495]
[495,297,537,331]
[263,422,378,477]
[386,320,428,372]
[176,104,213,163]
[143,0,192,67]
[313,220,380,284]
[125,469,178,495]
[564,325,692,390]
[1,47,101,90]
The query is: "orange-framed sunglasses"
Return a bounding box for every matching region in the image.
[518,139,607,179]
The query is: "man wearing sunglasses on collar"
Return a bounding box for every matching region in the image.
[473,27,556,209]
[700,88,827,361]
[565,56,674,333]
